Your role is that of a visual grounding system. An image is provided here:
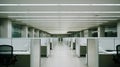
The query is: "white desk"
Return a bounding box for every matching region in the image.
[13,51,30,55]
[99,51,116,55]
[99,51,120,67]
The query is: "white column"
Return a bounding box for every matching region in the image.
[0,19,12,38]
[98,26,105,37]
[22,26,28,38]
[7,20,12,38]
[84,30,91,37]
[80,31,84,37]
[35,30,39,37]
[88,39,98,67]
[117,22,120,37]
[29,28,35,38]
[32,28,35,38]
[30,39,41,67]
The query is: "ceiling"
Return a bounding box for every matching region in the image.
[0,0,120,34]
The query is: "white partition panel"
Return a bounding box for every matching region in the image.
[80,38,87,46]
[47,38,50,56]
[76,38,87,57]
[41,38,51,57]
[52,38,58,46]
[12,38,31,52]
[71,38,75,49]
[0,38,12,45]
[31,39,41,67]
[88,39,98,67]
[98,38,115,50]
[41,38,47,46]
[114,38,120,50]
[76,38,80,57]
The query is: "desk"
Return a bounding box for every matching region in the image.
[99,52,120,67]
[9,51,30,67]
[13,51,30,55]
[99,51,116,55]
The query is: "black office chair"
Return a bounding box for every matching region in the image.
[113,45,120,64]
[0,45,17,67]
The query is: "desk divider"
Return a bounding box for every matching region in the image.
[76,38,87,57]
[87,38,98,67]
[98,38,115,51]
[30,38,41,67]
[0,38,12,45]
[114,38,120,50]
[12,38,31,53]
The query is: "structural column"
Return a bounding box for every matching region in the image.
[0,19,12,38]
[98,26,105,37]
[22,26,28,38]
[31,39,41,67]
[84,29,92,37]
[117,22,120,37]
[80,31,84,37]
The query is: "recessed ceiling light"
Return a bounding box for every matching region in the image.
[0,4,120,6]
[8,16,120,18]
[1,11,120,13]
[16,20,108,23]
[16,19,116,21]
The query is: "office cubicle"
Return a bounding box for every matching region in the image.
[87,37,120,67]
[41,38,51,57]
[63,38,71,46]
[76,38,87,57]
[0,38,41,67]
[70,38,76,50]
[75,38,87,65]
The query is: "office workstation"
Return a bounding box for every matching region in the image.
[87,38,120,67]
[0,38,42,67]
[70,38,76,50]
[40,38,51,57]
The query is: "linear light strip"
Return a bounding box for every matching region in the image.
[16,20,108,22]
[0,4,120,6]
[16,19,116,20]
[1,11,120,13]
[8,16,120,17]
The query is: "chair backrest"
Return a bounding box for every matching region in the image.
[0,45,13,58]
[116,45,120,57]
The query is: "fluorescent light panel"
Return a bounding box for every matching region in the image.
[16,19,116,21]
[1,11,120,13]
[0,4,120,6]
[8,16,120,17]
[16,20,108,22]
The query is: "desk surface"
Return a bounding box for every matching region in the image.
[99,51,116,55]
[13,51,30,55]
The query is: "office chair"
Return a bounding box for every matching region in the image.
[0,45,17,67]
[113,45,120,64]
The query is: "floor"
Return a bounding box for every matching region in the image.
[41,42,87,67]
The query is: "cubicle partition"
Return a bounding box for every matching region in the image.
[52,38,58,47]
[63,38,68,45]
[87,38,98,67]
[76,38,87,57]
[63,38,71,46]
[70,38,75,50]
[12,38,31,55]
[50,38,53,50]
[41,38,50,57]
[31,38,41,67]
[0,38,12,45]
